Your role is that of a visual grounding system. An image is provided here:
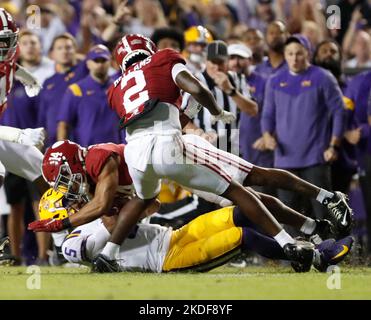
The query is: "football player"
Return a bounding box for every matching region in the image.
[98,34,352,271]
[32,188,353,274]
[29,140,347,272]
[0,8,47,191]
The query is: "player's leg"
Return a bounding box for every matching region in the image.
[245,165,353,235]
[0,141,50,263]
[170,206,237,248]
[163,226,242,272]
[93,163,160,272]
[249,189,333,239]
[3,173,27,264]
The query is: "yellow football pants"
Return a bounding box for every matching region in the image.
[162,206,242,272]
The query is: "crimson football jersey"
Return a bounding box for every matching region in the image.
[0,52,17,114]
[107,48,186,127]
[85,143,133,195]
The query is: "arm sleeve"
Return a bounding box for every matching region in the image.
[322,73,345,138]
[261,77,276,134]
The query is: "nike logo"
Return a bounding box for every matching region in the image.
[332,245,349,260]
[341,212,348,226]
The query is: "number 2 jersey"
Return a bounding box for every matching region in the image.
[107,48,186,129]
[61,219,172,273]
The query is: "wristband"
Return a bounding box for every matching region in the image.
[227,87,237,96]
[62,218,72,230]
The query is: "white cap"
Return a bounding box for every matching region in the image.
[228,43,252,59]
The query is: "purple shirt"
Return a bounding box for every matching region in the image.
[0,81,39,129]
[344,70,371,159]
[239,72,273,167]
[57,75,122,147]
[254,58,287,79]
[38,61,89,147]
[262,65,345,169]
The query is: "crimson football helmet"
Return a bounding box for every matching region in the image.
[42,140,88,201]
[0,8,19,62]
[114,34,157,71]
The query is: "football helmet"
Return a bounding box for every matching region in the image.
[39,188,77,220]
[184,26,213,45]
[42,140,87,201]
[0,8,19,62]
[114,34,157,71]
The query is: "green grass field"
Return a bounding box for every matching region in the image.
[1,265,371,300]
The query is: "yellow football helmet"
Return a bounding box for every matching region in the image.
[184,26,213,45]
[39,188,76,220]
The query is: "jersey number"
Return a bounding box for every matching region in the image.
[121,70,149,113]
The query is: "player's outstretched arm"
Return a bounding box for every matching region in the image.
[28,157,120,233]
[0,125,45,148]
[15,64,42,97]
[174,69,235,124]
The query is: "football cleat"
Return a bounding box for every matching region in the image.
[91,254,121,273]
[323,192,354,237]
[284,240,315,273]
[0,236,20,266]
[313,236,354,272]
[311,219,335,240]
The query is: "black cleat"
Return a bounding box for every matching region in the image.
[0,236,19,266]
[311,219,335,240]
[285,240,315,273]
[323,192,354,237]
[91,254,120,273]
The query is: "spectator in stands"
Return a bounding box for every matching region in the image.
[345,30,371,69]
[190,40,257,154]
[183,25,213,75]
[151,27,185,52]
[243,28,265,67]
[313,39,358,194]
[227,43,273,184]
[255,20,288,79]
[38,33,89,148]
[57,45,122,146]
[262,34,346,219]
[33,4,67,55]
[344,69,371,252]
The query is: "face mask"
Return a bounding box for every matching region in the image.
[189,52,205,65]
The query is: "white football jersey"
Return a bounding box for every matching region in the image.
[61,219,172,273]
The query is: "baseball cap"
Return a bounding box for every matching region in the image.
[285,34,312,53]
[228,43,252,59]
[207,40,228,62]
[87,44,111,61]
[257,0,272,4]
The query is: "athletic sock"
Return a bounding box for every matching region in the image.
[316,188,334,204]
[241,227,287,260]
[101,242,120,260]
[273,229,295,248]
[300,218,316,235]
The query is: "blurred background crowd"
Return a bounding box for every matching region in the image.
[0,0,370,267]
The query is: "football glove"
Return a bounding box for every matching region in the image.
[24,83,42,97]
[211,110,236,125]
[28,218,72,233]
[18,127,46,149]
